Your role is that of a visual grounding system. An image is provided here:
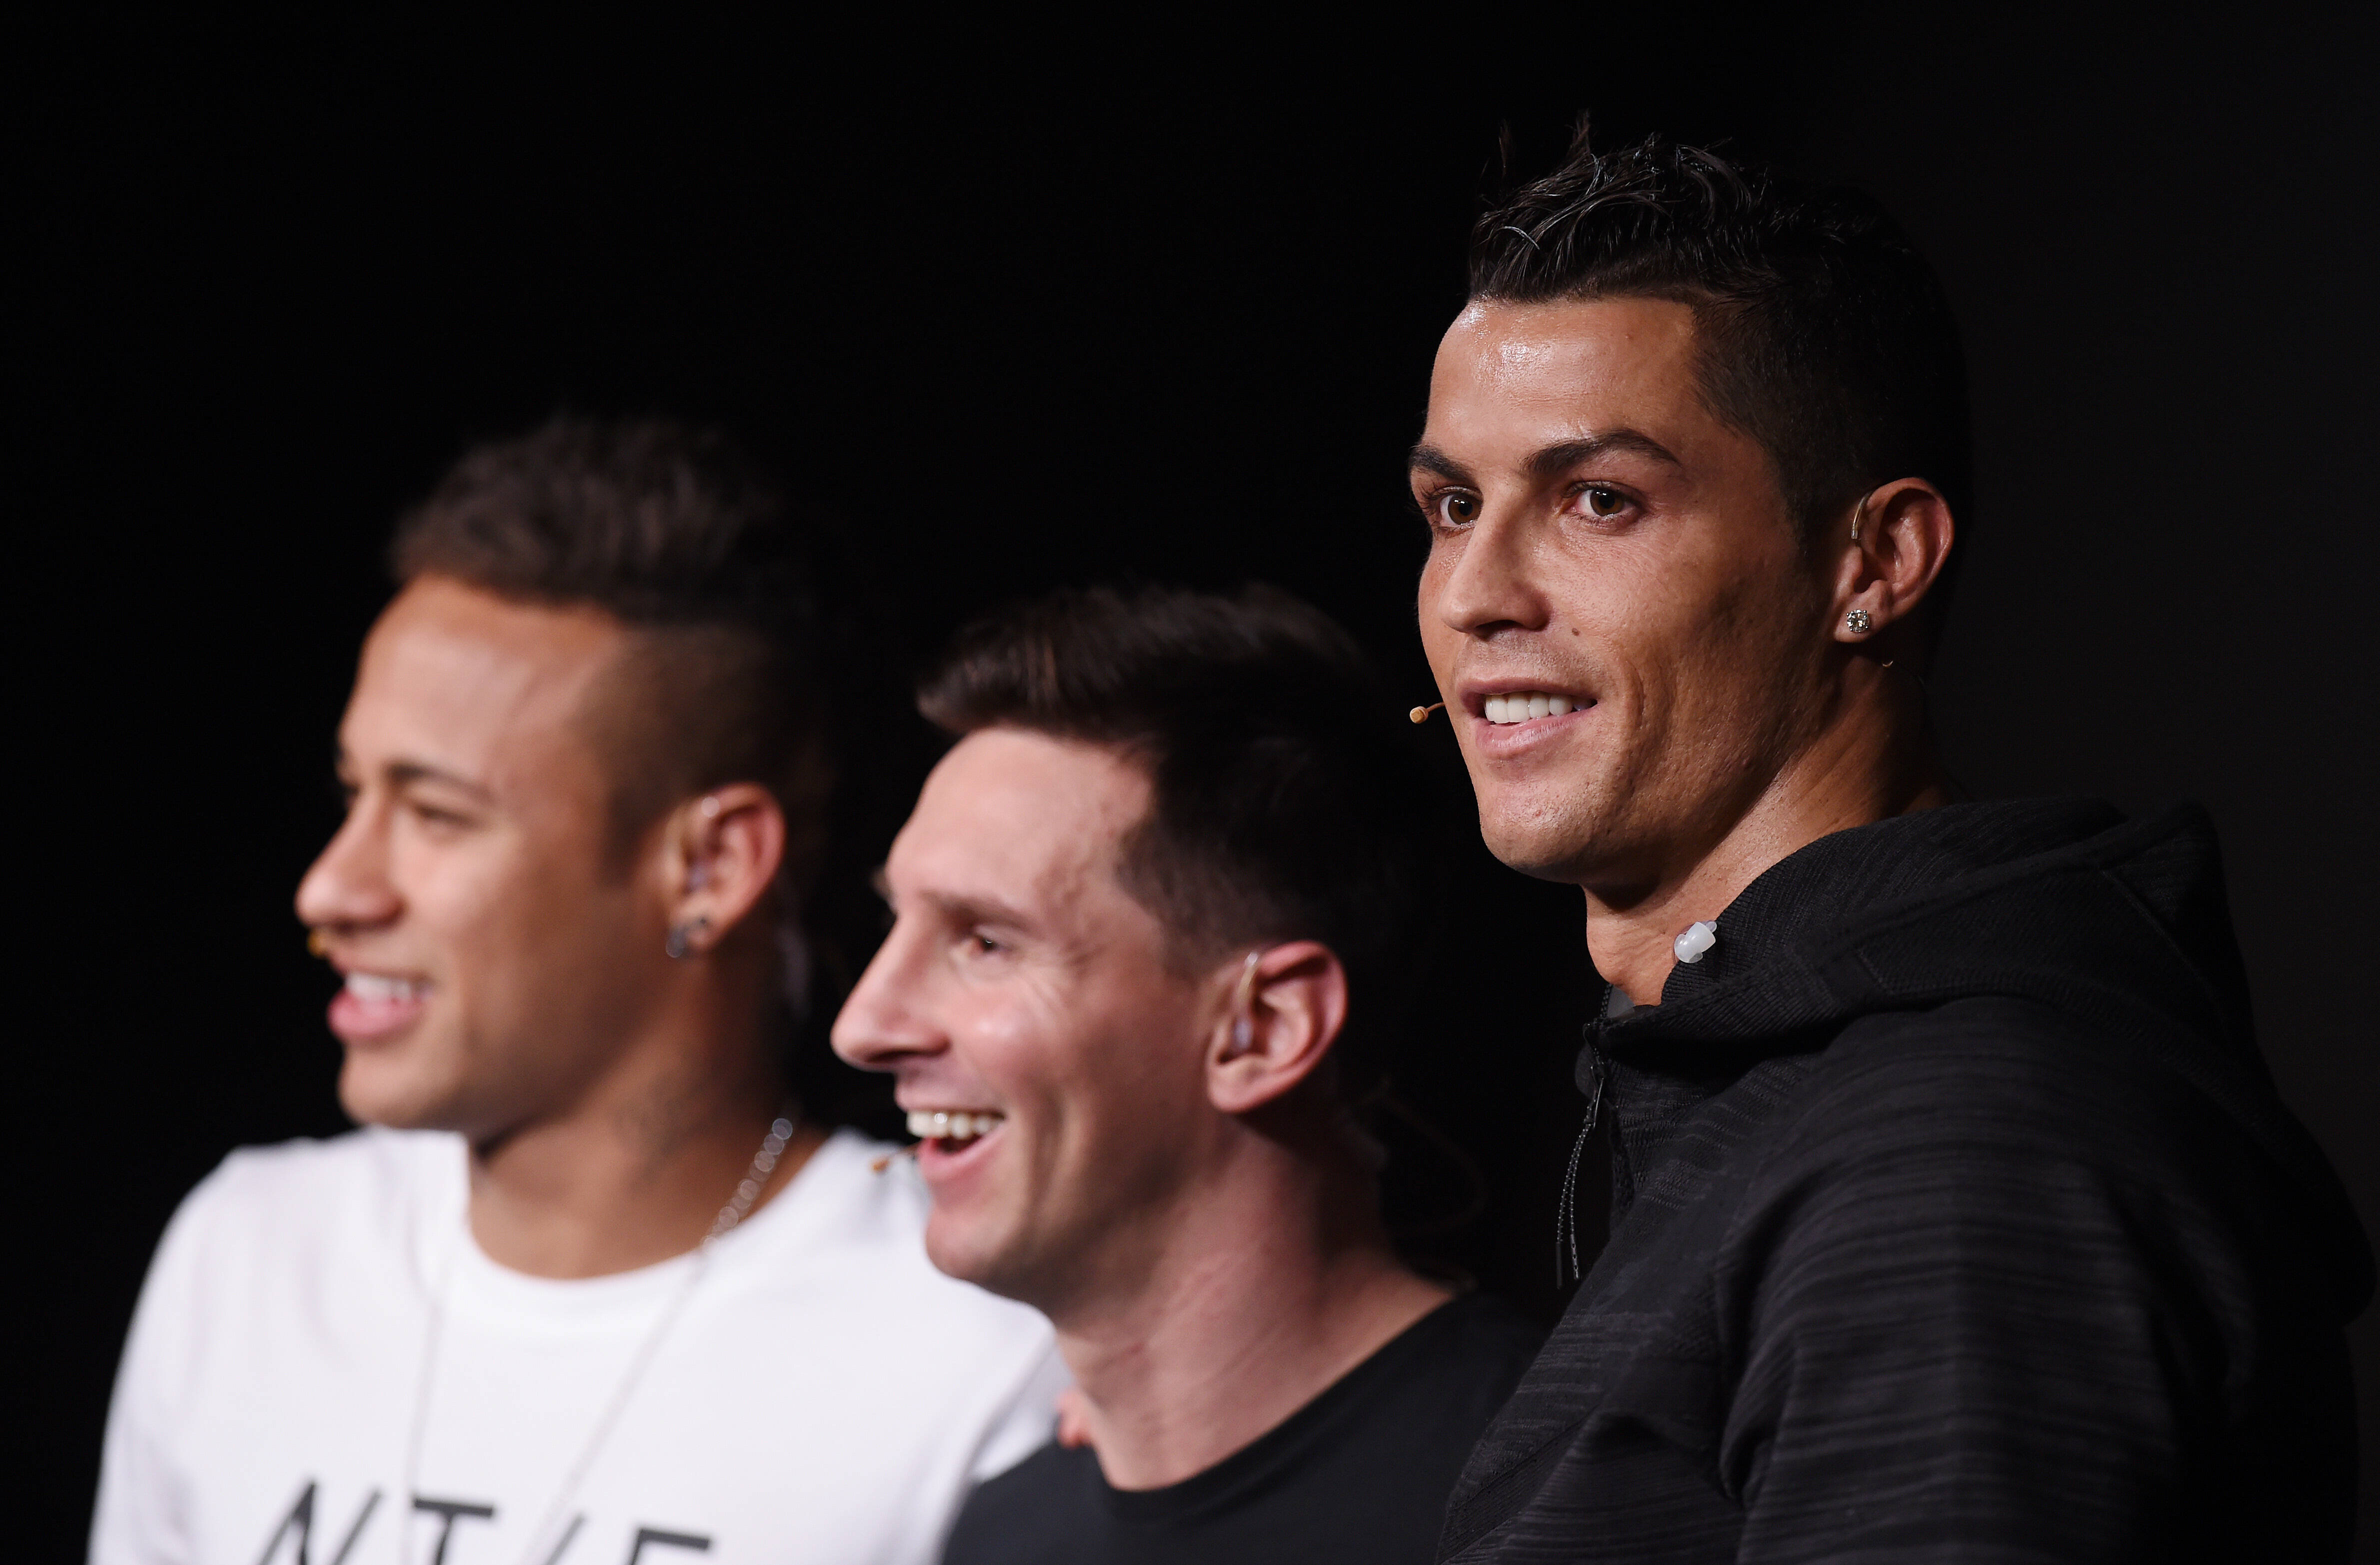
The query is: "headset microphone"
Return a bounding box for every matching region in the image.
[1408,702,1445,724]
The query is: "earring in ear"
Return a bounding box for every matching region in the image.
[666,916,714,960]
[1844,608,1873,635]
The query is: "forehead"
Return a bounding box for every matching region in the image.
[1425,295,1708,450]
[346,575,626,784]
[892,728,1152,916]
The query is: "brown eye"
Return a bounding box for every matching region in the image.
[1437,492,1480,526]
[1583,486,1626,518]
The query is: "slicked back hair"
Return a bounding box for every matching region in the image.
[391,417,830,883]
[1472,128,1972,626]
[918,584,1434,1096]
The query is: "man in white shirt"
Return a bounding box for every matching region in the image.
[94,419,1064,1565]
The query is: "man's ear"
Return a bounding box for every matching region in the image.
[1206,940,1350,1116]
[1830,478,1956,645]
[658,782,786,956]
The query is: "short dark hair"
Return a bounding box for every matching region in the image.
[392,416,830,880]
[1472,128,1972,561]
[918,584,1434,1089]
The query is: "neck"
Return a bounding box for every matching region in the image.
[464,965,822,1278]
[1050,1131,1449,1490]
[1586,663,1952,1006]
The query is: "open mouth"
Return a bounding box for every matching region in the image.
[906,1108,1006,1149]
[906,1108,1007,1185]
[1481,691,1590,726]
[326,970,432,1042]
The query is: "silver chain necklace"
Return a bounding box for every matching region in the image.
[401,1114,800,1565]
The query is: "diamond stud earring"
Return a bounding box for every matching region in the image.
[1844,608,1873,634]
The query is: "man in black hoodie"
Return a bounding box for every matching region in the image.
[1408,130,2372,1561]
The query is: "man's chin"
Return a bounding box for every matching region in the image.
[922,1212,1043,1302]
[335,1052,470,1132]
[1480,818,1606,886]
[1471,774,1618,880]
[924,1205,990,1270]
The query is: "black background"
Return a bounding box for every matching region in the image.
[17,10,2377,1557]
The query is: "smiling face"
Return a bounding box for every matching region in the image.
[295,576,669,1136]
[1412,296,1838,894]
[831,728,1220,1309]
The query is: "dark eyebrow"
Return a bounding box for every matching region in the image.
[1407,430,1683,487]
[1406,444,1470,482]
[385,760,497,802]
[1524,430,1682,480]
[922,890,1037,934]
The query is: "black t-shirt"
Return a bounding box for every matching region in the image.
[942,1292,1542,1565]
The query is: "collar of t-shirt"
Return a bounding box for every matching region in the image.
[1090,1295,1472,1528]
[428,1128,880,1330]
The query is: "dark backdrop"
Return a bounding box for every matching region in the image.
[18,10,2376,1556]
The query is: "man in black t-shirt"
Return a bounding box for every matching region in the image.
[833,586,1542,1565]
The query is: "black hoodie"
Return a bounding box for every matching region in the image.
[1439,800,2372,1563]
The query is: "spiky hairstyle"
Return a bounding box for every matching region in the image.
[1472,129,1972,548]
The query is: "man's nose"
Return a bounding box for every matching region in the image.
[294,798,401,935]
[830,926,947,1072]
[1432,508,1551,640]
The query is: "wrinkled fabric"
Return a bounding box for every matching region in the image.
[1442,800,2371,1564]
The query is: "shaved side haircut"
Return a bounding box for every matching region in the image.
[392,416,830,880]
[1473,128,1972,640]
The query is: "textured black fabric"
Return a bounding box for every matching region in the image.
[945,1294,1542,1565]
[1440,800,2372,1564]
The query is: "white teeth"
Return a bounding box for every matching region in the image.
[906,1109,1004,1144]
[1483,692,1582,726]
[344,973,426,1002]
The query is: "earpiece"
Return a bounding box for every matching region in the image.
[1227,948,1264,1053]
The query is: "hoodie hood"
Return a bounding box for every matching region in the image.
[1592,798,2372,1316]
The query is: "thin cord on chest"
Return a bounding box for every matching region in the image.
[1558,1028,1608,1288]
[404,1113,797,1565]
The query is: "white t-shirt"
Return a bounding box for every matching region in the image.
[92,1127,1064,1565]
